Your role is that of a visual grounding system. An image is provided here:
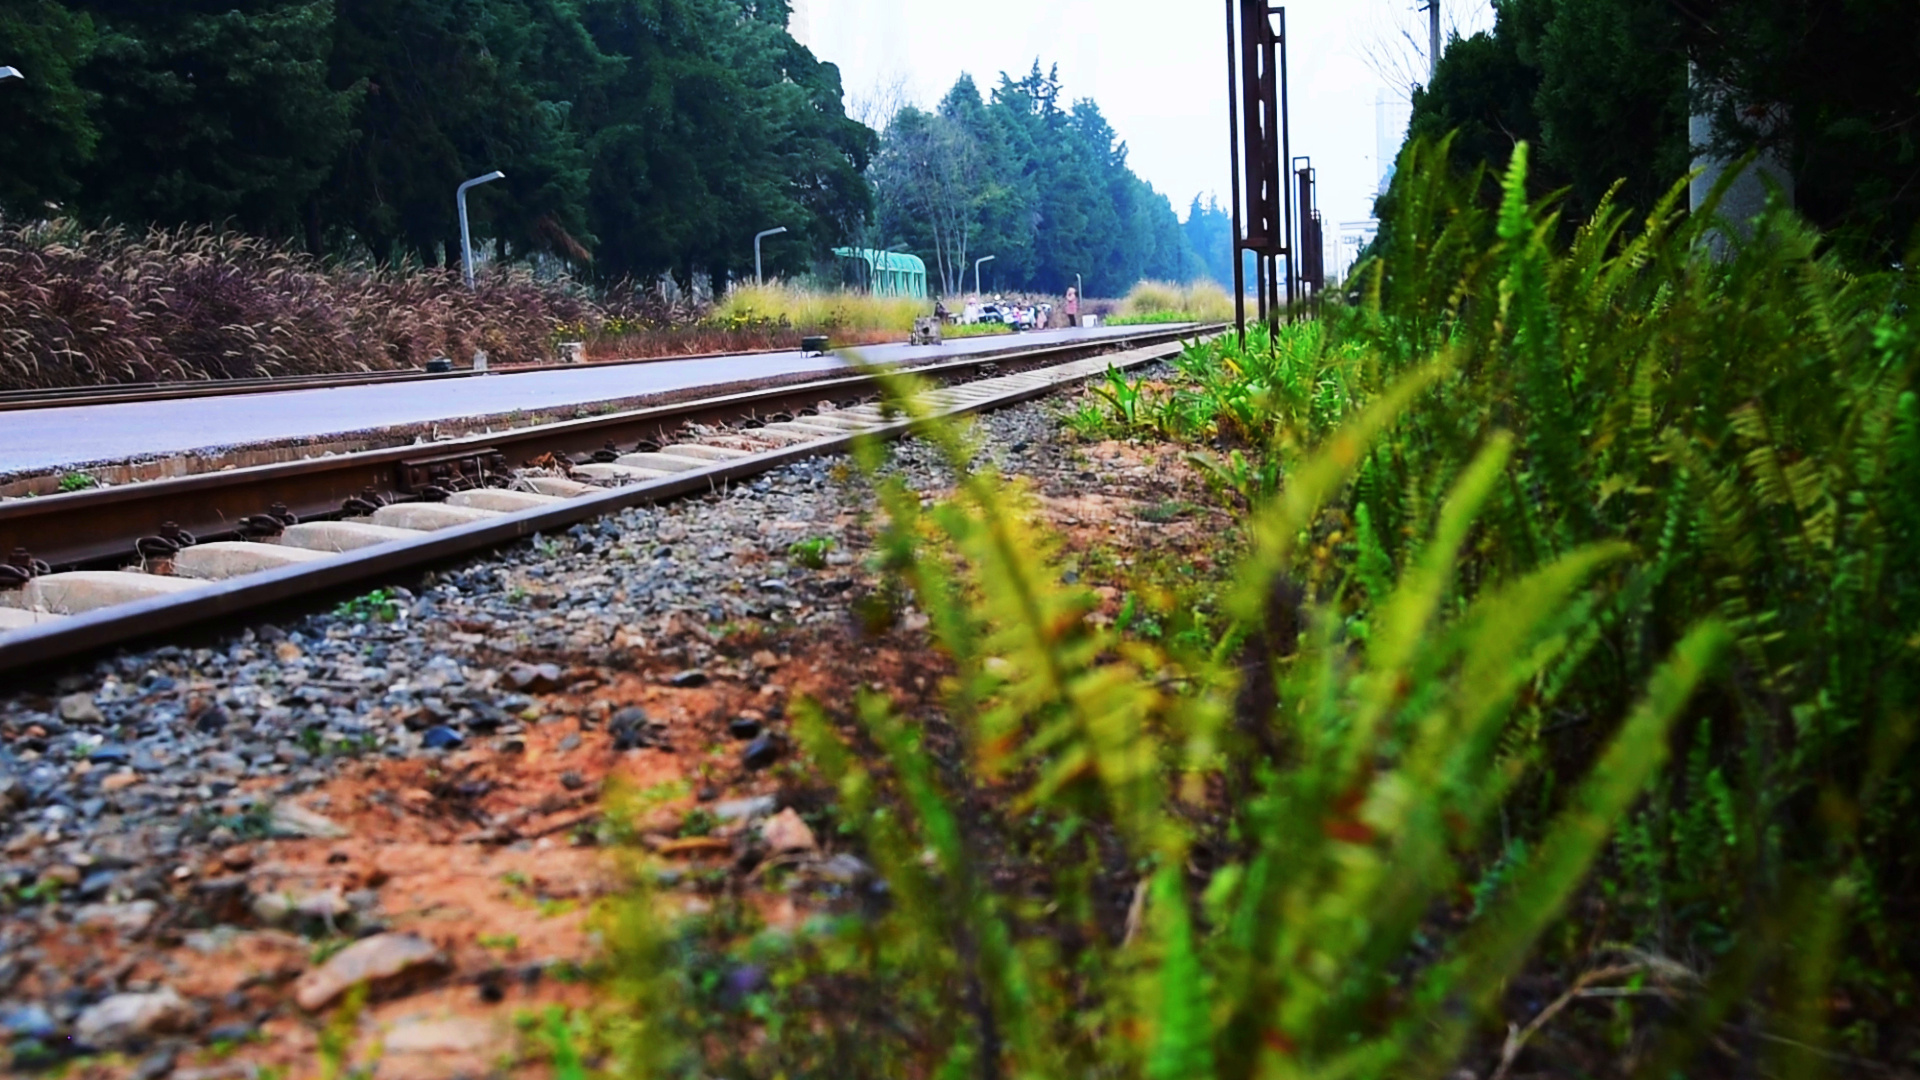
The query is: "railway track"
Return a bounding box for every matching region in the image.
[0,325,1213,675]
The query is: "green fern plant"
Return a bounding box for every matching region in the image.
[764,360,1726,1079]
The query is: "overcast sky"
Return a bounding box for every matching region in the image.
[802,0,1495,274]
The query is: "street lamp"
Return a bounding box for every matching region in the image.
[0,67,23,82]
[754,226,788,286]
[973,254,996,296]
[456,170,505,291]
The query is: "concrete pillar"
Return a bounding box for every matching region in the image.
[1690,66,1794,249]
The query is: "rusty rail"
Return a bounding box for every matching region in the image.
[0,326,1210,570]
[0,330,1214,676]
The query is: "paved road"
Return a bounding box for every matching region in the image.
[1,325,1179,474]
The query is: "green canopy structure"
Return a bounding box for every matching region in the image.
[833,247,928,299]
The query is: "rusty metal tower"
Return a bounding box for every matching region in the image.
[1224,1,1293,341]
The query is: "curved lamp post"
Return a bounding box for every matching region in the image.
[973,254,996,296]
[456,171,505,290]
[754,226,788,286]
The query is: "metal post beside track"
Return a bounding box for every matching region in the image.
[457,171,506,291]
[1226,1,1294,340]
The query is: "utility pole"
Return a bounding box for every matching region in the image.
[456,171,505,290]
[1425,1,1440,83]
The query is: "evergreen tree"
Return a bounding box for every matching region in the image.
[70,0,359,240]
[0,0,868,282]
[871,63,1202,298]
[0,0,100,214]
[1397,0,1915,262]
[1680,0,1920,261]
[1183,194,1237,290]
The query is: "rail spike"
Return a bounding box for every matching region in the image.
[136,521,195,561]
[0,547,50,590]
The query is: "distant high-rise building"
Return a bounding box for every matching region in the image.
[1374,91,1407,198]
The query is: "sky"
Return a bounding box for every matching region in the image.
[802,0,1496,278]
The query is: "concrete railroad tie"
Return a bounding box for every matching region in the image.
[0,348,1183,632]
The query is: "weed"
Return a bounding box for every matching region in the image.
[538,1006,592,1080]
[332,589,399,623]
[309,937,353,966]
[944,322,1016,339]
[0,218,598,391]
[2,877,65,908]
[478,933,521,951]
[787,535,835,570]
[1061,399,1112,440]
[677,808,718,838]
[1136,499,1198,523]
[315,984,370,1080]
[57,472,96,492]
[712,282,927,335]
[589,134,1919,1075]
[1110,279,1235,324]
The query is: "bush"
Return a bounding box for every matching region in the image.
[1112,278,1235,324]
[0,217,597,389]
[602,135,1919,1077]
[710,282,927,335]
[1084,136,1920,1052]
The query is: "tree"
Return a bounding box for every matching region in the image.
[69,0,358,240]
[323,0,600,266]
[1184,194,1237,290]
[1398,0,1918,263]
[1679,0,1920,262]
[1,0,873,284]
[870,64,1200,298]
[0,0,100,215]
[873,106,982,295]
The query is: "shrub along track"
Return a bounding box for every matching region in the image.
[0,333,1223,1078]
[0,326,1212,675]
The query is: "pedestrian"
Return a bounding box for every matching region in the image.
[1065,286,1080,328]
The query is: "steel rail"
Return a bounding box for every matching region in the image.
[0,325,1212,570]
[0,334,1207,675]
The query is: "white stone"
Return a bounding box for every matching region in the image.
[760,808,817,854]
[75,987,189,1048]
